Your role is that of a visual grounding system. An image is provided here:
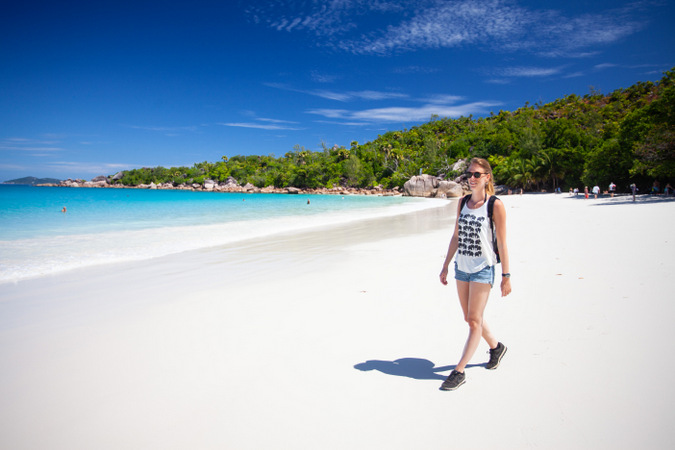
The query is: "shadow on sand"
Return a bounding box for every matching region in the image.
[354,358,483,381]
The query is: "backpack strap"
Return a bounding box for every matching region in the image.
[487,195,497,220]
[459,194,471,211]
[487,195,501,263]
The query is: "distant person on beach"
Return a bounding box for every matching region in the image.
[584,186,589,199]
[609,182,616,198]
[666,183,673,196]
[651,181,660,195]
[438,157,511,391]
[592,185,600,199]
[631,183,638,202]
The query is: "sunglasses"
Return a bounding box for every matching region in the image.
[464,171,488,178]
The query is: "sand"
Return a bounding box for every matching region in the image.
[1,193,674,449]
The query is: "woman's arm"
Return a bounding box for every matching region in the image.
[493,199,512,297]
[439,201,463,285]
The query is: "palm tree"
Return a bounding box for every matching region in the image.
[536,150,565,191]
[507,158,536,190]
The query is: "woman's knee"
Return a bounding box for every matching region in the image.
[466,316,483,330]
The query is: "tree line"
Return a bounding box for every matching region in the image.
[116,68,674,193]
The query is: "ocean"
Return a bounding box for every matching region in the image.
[0,185,442,284]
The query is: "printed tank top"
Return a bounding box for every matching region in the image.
[455,197,498,273]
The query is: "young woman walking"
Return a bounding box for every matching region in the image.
[438,158,512,391]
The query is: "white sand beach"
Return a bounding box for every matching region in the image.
[1,193,674,449]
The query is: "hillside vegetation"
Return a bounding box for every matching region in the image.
[115,68,674,193]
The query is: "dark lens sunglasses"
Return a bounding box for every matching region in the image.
[465,171,487,178]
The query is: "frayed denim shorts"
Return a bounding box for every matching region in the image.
[454,263,495,286]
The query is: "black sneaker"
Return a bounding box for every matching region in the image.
[440,370,466,391]
[486,342,507,370]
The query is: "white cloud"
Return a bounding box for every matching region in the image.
[482,65,565,83]
[310,71,341,83]
[313,120,375,127]
[563,71,585,79]
[220,122,304,131]
[501,66,563,78]
[0,137,63,152]
[0,145,63,152]
[339,0,523,54]
[423,94,464,104]
[594,63,620,70]
[311,90,352,101]
[246,0,411,37]
[265,79,498,124]
[265,82,408,102]
[350,90,408,100]
[485,78,512,85]
[307,100,500,123]
[257,117,298,124]
[250,0,649,57]
[220,114,303,131]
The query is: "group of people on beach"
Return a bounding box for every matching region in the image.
[651,181,673,196]
[571,183,611,199]
[438,158,511,391]
[570,181,675,199]
[569,181,674,200]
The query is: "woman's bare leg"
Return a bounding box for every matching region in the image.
[455,280,493,372]
[481,319,498,350]
[457,281,498,348]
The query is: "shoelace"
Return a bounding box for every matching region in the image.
[487,348,499,361]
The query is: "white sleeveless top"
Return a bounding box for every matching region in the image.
[455,198,498,273]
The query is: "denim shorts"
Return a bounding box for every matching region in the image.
[454,263,495,286]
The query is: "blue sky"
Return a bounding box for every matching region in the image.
[1,0,673,181]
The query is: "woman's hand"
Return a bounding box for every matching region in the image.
[500,277,512,297]
[439,267,449,285]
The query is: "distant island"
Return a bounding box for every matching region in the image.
[2,176,63,186]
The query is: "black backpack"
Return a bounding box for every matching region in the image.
[459,195,501,263]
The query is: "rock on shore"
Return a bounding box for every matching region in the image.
[37,173,514,199]
[403,174,464,198]
[37,176,404,196]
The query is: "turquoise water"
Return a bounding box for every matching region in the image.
[0,185,438,283]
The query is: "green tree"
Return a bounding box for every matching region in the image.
[582,139,633,189]
[343,155,365,187]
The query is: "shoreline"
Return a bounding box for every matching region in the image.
[0,195,450,285]
[0,199,456,293]
[1,194,673,449]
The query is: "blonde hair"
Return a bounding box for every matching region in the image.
[469,157,495,196]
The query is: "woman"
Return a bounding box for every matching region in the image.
[438,158,511,391]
